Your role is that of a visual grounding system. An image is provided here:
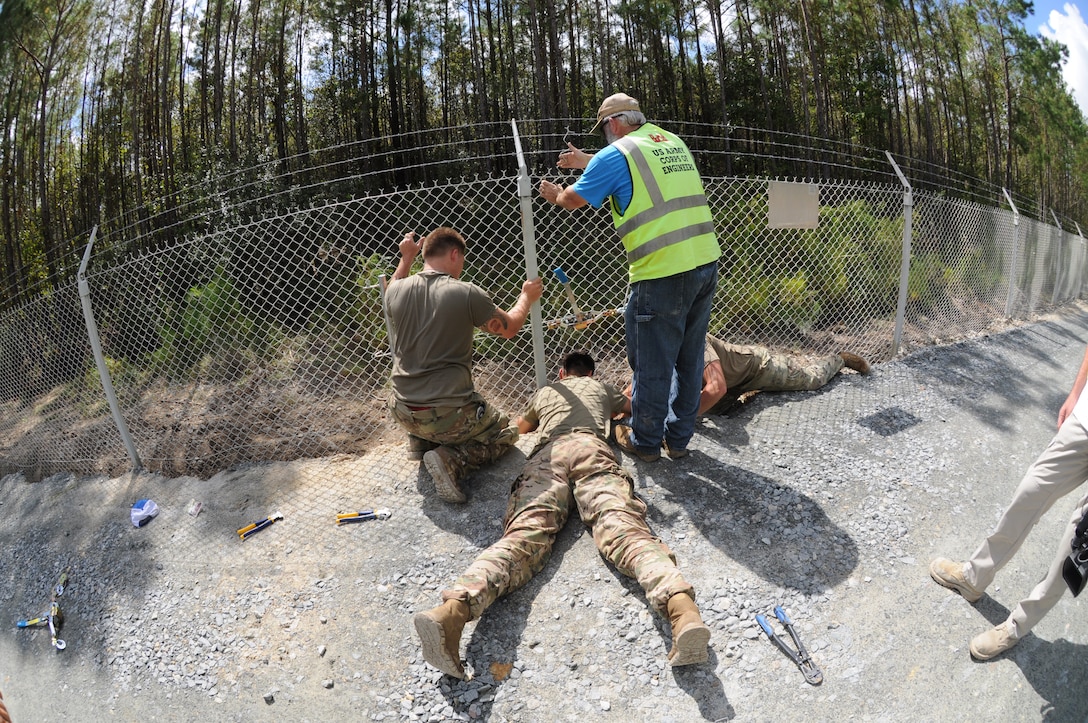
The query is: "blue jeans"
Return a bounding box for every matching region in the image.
[624,261,718,454]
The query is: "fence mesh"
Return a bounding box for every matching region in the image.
[1,122,1086,482]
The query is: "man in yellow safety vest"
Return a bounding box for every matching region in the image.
[539,93,721,462]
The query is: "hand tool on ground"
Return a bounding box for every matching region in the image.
[48,599,65,650]
[17,569,68,650]
[755,606,823,685]
[336,508,392,525]
[17,614,48,628]
[237,511,284,540]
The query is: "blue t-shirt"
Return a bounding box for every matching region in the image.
[569,144,634,214]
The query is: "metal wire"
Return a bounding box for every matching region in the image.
[0,122,1085,480]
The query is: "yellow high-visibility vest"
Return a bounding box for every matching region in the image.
[611,123,720,283]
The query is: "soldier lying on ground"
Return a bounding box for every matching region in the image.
[696,335,871,414]
[413,351,711,679]
[622,335,871,419]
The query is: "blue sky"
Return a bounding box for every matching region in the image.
[1030,1,1088,113]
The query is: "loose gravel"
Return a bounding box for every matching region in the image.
[2,308,1087,721]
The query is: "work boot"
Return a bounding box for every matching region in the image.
[662,440,689,460]
[424,447,466,503]
[839,351,871,374]
[614,424,660,462]
[969,622,1018,660]
[665,592,710,666]
[928,558,983,603]
[414,599,471,679]
[407,434,439,461]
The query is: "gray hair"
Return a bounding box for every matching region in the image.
[612,110,647,127]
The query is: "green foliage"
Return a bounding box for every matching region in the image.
[716,196,906,338]
[906,251,943,311]
[141,252,398,384]
[295,253,397,381]
[713,193,1009,337]
[146,266,255,381]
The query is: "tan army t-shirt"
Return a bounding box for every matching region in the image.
[386,270,497,406]
[520,375,628,443]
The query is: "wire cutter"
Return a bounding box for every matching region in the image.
[756,606,823,685]
[336,508,392,525]
[237,511,284,540]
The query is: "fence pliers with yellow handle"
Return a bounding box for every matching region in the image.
[237,511,284,540]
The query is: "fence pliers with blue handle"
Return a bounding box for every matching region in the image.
[17,569,68,651]
[756,606,823,685]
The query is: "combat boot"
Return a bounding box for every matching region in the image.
[424,447,466,503]
[407,434,439,461]
[969,622,1018,660]
[666,592,710,666]
[414,599,471,679]
[839,351,871,374]
[929,557,983,603]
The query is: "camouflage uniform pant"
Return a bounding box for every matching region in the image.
[440,432,694,620]
[389,393,518,476]
[736,350,844,394]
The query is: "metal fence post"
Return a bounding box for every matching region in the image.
[511,118,548,388]
[1002,188,1021,318]
[885,151,912,357]
[1051,209,1064,304]
[1076,223,1087,299]
[77,226,143,470]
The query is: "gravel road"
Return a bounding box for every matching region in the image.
[2,306,1087,722]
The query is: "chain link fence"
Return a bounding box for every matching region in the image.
[1,121,1086,482]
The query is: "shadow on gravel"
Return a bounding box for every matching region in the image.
[1024,638,1088,720]
[903,320,1087,434]
[972,595,1088,720]
[671,649,735,721]
[649,452,859,592]
[442,520,584,721]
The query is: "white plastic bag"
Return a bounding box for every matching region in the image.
[130,498,159,528]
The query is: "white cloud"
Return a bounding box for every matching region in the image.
[1041,3,1088,115]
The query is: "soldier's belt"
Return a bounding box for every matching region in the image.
[396,401,464,418]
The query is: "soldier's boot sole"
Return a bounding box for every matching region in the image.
[414,604,468,679]
[666,593,710,666]
[668,621,711,666]
[424,449,466,503]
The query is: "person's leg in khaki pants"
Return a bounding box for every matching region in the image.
[1005,490,1088,637]
[965,416,1088,592]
